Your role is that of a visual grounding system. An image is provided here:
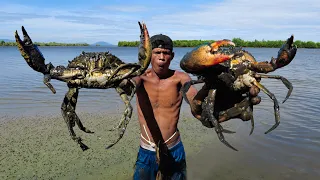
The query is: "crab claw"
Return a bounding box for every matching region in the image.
[180,40,235,73]
[210,39,236,51]
[15,26,56,93]
[137,21,152,72]
[15,26,47,73]
[271,35,297,69]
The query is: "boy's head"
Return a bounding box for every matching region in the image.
[150,34,173,51]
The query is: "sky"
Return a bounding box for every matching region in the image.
[1,0,319,45]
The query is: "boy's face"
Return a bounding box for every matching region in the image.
[151,47,174,74]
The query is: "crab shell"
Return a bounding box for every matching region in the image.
[15,22,151,93]
[180,40,236,74]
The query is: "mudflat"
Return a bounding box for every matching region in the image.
[1,111,317,180]
[0,111,216,180]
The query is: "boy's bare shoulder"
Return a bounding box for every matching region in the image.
[139,69,155,82]
[140,69,152,77]
[145,69,153,75]
[174,70,191,78]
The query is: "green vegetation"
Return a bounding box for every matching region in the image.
[118,41,140,47]
[118,38,320,48]
[2,38,319,48]
[0,41,89,46]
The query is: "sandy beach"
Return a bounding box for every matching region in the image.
[1,111,318,180]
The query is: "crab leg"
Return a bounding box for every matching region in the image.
[247,92,256,135]
[106,85,136,149]
[181,79,204,104]
[182,80,235,133]
[43,73,56,94]
[252,81,280,134]
[218,96,255,135]
[61,87,94,151]
[107,64,141,83]
[202,89,238,151]
[255,74,292,103]
[249,103,255,135]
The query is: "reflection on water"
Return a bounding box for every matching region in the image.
[1,46,319,178]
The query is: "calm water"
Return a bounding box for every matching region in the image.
[1,46,319,177]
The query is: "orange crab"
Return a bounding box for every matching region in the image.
[180,36,297,151]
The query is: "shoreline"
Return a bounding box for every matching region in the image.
[1,111,318,180]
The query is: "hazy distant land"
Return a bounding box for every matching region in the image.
[0,39,115,47]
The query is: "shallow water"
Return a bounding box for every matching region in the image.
[1,46,319,178]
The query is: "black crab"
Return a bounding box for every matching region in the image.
[15,22,151,151]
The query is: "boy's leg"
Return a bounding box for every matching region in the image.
[133,147,158,180]
[168,141,187,180]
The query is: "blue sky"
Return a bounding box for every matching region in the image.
[1,0,319,44]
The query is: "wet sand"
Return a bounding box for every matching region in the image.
[1,112,318,180]
[0,111,215,180]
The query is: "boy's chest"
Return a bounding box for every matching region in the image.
[142,79,182,106]
[143,77,181,93]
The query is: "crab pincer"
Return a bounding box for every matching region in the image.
[180,39,235,73]
[138,21,152,72]
[272,35,297,70]
[15,27,56,93]
[249,35,297,74]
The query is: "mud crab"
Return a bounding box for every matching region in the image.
[15,22,151,151]
[180,35,297,151]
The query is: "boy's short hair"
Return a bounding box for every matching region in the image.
[150,34,173,51]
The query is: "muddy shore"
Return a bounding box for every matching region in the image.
[1,111,317,180]
[0,111,217,180]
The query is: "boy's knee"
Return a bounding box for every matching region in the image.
[134,165,153,180]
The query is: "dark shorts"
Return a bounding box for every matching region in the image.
[133,141,186,180]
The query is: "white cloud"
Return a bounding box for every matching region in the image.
[1,0,320,43]
[0,3,142,44]
[102,5,148,12]
[147,0,320,41]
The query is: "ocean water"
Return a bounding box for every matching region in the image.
[1,46,319,178]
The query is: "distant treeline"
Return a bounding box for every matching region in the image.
[118,38,320,48]
[0,41,89,46]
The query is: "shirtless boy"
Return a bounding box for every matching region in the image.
[131,34,260,179]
